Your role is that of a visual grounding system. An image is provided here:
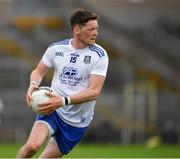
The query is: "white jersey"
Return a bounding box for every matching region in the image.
[42,39,109,127]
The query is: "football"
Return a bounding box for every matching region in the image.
[30,86,53,114]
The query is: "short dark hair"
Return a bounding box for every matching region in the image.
[70,9,98,28]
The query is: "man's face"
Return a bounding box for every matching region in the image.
[75,20,98,46]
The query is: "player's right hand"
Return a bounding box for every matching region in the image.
[26,84,38,108]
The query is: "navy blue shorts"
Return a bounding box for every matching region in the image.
[35,111,87,154]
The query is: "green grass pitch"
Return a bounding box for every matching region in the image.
[0,143,180,158]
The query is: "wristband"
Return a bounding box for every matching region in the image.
[61,97,66,106]
[67,96,71,105]
[63,96,71,105]
[65,96,71,105]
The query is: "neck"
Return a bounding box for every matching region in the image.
[71,38,87,49]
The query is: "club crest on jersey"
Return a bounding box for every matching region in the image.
[83,56,91,64]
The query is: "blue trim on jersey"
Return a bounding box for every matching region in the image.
[49,39,70,48]
[35,111,87,154]
[93,45,105,56]
[89,45,105,57]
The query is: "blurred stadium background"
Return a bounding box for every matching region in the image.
[0,0,180,156]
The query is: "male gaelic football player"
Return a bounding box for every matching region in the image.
[16,9,109,158]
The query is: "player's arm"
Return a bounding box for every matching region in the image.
[38,74,105,115]
[70,74,106,104]
[30,60,49,86]
[26,60,49,107]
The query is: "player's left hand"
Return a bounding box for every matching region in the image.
[37,92,64,115]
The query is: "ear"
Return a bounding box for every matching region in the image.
[73,25,81,35]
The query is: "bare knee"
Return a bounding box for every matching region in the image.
[16,142,42,158]
[24,142,41,154]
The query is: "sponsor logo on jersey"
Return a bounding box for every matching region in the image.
[63,67,78,76]
[59,67,82,86]
[83,56,91,64]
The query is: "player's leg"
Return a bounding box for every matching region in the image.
[39,138,64,158]
[16,122,49,158]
